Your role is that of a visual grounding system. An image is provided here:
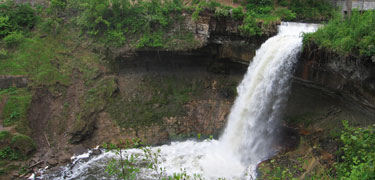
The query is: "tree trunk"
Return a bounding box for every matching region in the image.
[346,0,353,17]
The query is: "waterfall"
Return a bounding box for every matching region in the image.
[38,22,319,180]
[220,22,319,165]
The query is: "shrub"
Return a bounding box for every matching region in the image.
[0,2,37,31]
[10,134,36,155]
[239,12,261,36]
[0,146,22,160]
[275,8,296,21]
[232,6,244,20]
[0,48,7,59]
[3,31,24,48]
[335,121,375,180]
[290,0,335,20]
[75,0,183,47]
[278,0,289,7]
[304,10,375,56]
[0,131,11,141]
[214,7,231,17]
[0,16,13,38]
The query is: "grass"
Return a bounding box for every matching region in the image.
[0,36,71,86]
[304,10,375,57]
[0,88,32,134]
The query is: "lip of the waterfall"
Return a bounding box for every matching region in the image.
[278,22,322,35]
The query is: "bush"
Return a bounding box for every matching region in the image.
[214,7,231,17]
[239,12,261,36]
[75,0,183,47]
[335,121,375,180]
[0,146,22,160]
[275,8,296,21]
[10,134,36,155]
[0,48,7,59]
[278,0,289,7]
[0,131,11,141]
[232,6,244,20]
[290,0,335,21]
[304,10,375,56]
[0,16,13,38]
[0,2,37,31]
[3,31,24,48]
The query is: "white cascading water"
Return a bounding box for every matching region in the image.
[37,22,319,180]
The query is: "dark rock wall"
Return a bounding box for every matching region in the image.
[295,44,375,109]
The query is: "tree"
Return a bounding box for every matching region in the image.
[346,0,352,17]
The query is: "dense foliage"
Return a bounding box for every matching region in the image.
[71,0,187,48]
[336,121,375,180]
[304,10,375,56]
[0,2,36,39]
[289,0,335,21]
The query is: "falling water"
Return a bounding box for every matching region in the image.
[37,22,319,180]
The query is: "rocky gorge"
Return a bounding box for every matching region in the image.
[1,1,375,179]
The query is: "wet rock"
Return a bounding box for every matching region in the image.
[47,159,58,167]
[72,145,86,155]
[91,149,101,155]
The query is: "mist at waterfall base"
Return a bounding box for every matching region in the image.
[38,22,319,180]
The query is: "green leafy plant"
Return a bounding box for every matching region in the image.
[335,121,375,180]
[289,0,335,21]
[0,16,13,38]
[104,140,143,180]
[275,8,296,21]
[0,131,11,141]
[239,12,261,36]
[231,6,244,20]
[304,10,375,56]
[3,31,24,48]
[0,2,37,32]
[0,146,22,160]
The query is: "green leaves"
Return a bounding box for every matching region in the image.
[239,12,261,37]
[336,121,375,180]
[304,10,375,57]
[75,0,183,47]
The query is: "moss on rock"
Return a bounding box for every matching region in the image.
[70,76,118,144]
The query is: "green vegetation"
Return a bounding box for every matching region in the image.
[0,131,11,141]
[10,134,36,155]
[0,131,35,176]
[336,121,375,180]
[0,147,22,161]
[0,2,37,38]
[260,121,375,179]
[289,0,336,21]
[71,0,193,48]
[0,88,32,134]
[304,10,375,57]
[0,132,35,161]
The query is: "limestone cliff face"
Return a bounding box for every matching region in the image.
[295,42,375,109]
[114,9,279,64]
